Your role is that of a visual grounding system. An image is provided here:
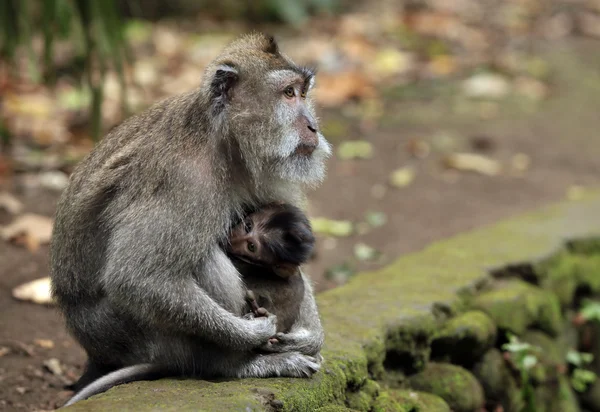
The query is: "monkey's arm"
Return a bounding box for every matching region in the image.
[101,209,277,351]
[263,272,324,356]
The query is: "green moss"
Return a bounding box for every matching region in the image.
[387,389,450,412]
[346,379,380,411]
[472,279,562,336]
[537,252,600,306]
[384,315,437,379]
[567,237,600,255]
[471,349,523,412]
[314,406,359,412]
[432,311,497,364]
[408,363,484,412]
[534,376,579,412]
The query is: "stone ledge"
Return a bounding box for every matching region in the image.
[64,193,600,411]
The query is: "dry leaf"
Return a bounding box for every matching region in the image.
[443,153,501,176]
[511,153,531,174]
[314,71,376,107]
[0,192,23,214]
[34,339,55,349]
[12,277,54,305]
[337,140,374,160]
[462,73,510,99]
[1,214,54,249]
[390,167,416,188]
[406,138,430,159]
[43,358,63,376]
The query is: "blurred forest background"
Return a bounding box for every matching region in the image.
[1,0,600,410]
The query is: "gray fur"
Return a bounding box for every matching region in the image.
[50,33,329,406]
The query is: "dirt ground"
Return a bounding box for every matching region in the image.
[1,38,599,411]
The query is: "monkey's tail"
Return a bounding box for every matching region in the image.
[63,363,163,407]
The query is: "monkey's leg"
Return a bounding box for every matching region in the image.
[203,349,320,379]
[260,272,324,356]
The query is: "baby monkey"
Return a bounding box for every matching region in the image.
[225,203,315,336]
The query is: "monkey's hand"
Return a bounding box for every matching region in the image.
[244,312,278,347]
[259,329,322,356]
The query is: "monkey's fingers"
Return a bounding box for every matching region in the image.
[255,307,269,317]
[245,290,256,303]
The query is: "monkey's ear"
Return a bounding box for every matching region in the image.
[210,64,238,114]
[264,34,279,55]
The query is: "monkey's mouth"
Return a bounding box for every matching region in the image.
[294,143,316,156]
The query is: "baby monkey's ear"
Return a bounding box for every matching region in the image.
[273,262,298,279]
[210,63,238,115]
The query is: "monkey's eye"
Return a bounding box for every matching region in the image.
[247,242,257,253]
[300,89,307,99]
[284,86,295,98]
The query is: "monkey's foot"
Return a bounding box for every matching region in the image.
[236,352,320,378]
[259,330,322,356]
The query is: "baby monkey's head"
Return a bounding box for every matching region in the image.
[227,203,315,278]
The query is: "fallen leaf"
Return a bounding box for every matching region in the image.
[43,358,63,376]
[511,153,531,174]
[443,153,501,176]
[34,339,55,349]
[0,192,23,214]
[365,211,387,228]
[390,166,416,188]
[368,48,415,78]
[325,262,355,283]
[1,214,53,250]
[337,140,374,160]
[462,73,510,99]
[314,71,376,107]
[406,138,430,158]
[12,277,54,305]
[38,171,70,192]
[354,243,378,261]
[311,218,353,237]
[514,77,549,100]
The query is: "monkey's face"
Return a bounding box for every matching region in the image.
[204,34,332,188]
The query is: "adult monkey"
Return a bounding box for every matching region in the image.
[50,33,331,405]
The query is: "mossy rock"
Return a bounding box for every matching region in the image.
[472,279,562,336]
[534,376,579,412]
[432,311,497,365]
[567,237,600,255]
[383,389,450,412]
[580,378,600,411]
[471,349,523,412]
[537,252,600,306]
[346,379,380,410]
[383,315,438,379]
[314,406,360,412]
[407,363,484,412]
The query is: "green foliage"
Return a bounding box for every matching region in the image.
[566,349,596,392]
[0,0,130,140]
[502,333,540,412]
[579,299,600,322]
[260,0,337,25]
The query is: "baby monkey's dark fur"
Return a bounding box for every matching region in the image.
[225,203,315,333]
